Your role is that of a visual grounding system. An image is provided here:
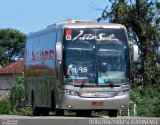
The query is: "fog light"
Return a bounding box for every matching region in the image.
[67,105,72,108]
[120,105,126,108]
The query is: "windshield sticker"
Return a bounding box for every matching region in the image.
[72,30,118,41]
[66,29,72,40]
[98,77,106,84]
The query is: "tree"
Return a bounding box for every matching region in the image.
[0,28,26,66]
[98,0,160,85]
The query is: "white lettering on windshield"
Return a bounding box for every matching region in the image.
[72,30,118,41]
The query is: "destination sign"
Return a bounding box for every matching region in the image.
[65,29,119,41]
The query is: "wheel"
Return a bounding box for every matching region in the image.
[75,110,92,117]
[75,111,84,117]
[51,90,56,111]
[84,110,92,117]
[56,109,64,116]
[31,91,40,116]
[108,110,118,117]
[41,108,49,116]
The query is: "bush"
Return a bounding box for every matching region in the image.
[10,74,25,111]
[9,74,31,115]
[0,98,10,115]
[131,85,160,117]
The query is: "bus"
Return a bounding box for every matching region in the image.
[24,19,138,117]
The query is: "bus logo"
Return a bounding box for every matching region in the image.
[66,29,72,40]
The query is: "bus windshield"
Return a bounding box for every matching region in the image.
[63,28,129,86]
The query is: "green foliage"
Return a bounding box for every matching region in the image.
[0,98,10,115]
[10,74,25,110]
[10,107,31,116]
[0,28,26,66]
[131,85,160,117]
[9,74,31,115]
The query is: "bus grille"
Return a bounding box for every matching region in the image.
[78,91,116,98]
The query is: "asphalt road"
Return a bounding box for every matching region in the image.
[0,115,160,125]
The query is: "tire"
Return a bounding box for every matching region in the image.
[108,110,118,117]
[31,91,40,116]
[75,111,83,117]
[56,109,64,116]
[75,110,92,117]
[32,91,50,116]
[41,108,49,116]
[51,90,56,111]
[84,110,92,117]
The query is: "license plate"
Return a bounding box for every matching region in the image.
[92,102,103,106]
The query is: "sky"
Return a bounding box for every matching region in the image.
[0,0,109,35]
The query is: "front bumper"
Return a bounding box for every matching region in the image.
[59,94,130,110]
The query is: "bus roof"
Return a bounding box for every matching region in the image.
[27,19,126,38]
[48,19,125,29]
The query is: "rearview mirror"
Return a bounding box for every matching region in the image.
[130,42,139,63]
[56,42,62,63]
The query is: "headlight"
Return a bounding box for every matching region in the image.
[116,90,129,96]
[63,89,78,96]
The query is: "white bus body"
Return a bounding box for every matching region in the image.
[24,19,137,117]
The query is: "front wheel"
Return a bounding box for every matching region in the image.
[108,110,118,117]
[75,111,83,117]
[75,110,92,117]
[51,90,56,111]
[56,109,64,116]
[84,110,92,117]
[40,108,50,116]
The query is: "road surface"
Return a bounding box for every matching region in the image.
[0,115,159,125]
